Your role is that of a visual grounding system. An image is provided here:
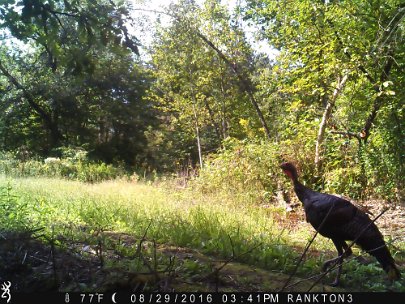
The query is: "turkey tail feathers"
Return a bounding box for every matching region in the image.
[367,243,401,281]
[352,213,401,281]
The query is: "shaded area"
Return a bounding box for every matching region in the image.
[0,229,344,293]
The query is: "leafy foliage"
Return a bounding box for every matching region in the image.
[0,0,403,201]
[242,0,405,199]
[0,0,139,69]
[195,138,280,201]
[0,0,404,294]
[147,0,259,169]
[0,149,125,182]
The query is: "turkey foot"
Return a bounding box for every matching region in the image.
[322,241,352,286]
[322,257,343,286]
[322,257,340,272]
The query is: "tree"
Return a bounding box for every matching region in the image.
[147,0,261,169]
[0,0,141,149]
[0,0,157,165]
[0,40,154,164]
[0,0,139,68]
[244,0,405,185]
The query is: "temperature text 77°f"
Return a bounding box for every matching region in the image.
[80,293,105,303]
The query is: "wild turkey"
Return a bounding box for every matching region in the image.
[280,162,401,286]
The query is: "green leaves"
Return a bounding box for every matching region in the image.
[1,0,139,70]
[0,183,31,231]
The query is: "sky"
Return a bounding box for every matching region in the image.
[127,0,174,56]
[129,0,236,11]
[128,0,278,59]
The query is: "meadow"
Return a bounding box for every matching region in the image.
[1,175,404,292]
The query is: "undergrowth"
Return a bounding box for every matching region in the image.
[0,150,126,183]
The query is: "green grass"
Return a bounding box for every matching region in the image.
[1,176,404,291]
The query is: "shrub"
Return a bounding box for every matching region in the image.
[0,149,126,182]
[194,138,282,203]
[192,134,400,204]
[324,167,363,199]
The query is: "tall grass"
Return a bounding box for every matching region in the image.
[1,176,403,291]
[2,177,311,266]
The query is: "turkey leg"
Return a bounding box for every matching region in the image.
[322,240,352,286]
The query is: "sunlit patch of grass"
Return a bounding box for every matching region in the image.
[1,176,404,291]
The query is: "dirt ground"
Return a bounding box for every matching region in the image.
[0,229,343,294]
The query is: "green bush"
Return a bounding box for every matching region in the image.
[192,135,401,203]
[321,130,403,201]
[0,150,125,182]
[363,133,403,200]
[324,167,363,199]
[194,138,281,203]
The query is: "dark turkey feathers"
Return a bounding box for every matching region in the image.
[280,162,401,285]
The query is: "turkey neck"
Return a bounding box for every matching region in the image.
[290,176,313,207]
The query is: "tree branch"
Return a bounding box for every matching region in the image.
[192,31,272,140]
[327,19,376,85]
[362,55,394,142]
[330,130,362,147]
[315,73,349,173]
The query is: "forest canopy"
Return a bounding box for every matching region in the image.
[0,0,404,201]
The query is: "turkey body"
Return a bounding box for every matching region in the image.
[281,162,401,286]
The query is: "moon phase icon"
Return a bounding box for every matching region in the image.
[112,292,117,304]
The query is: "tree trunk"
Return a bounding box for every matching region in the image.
[133,9,272,140]
[188,68,204,169]
[361,56,394,142]
[192,101,203,169]
[220,69,229,139]
[329,7,402,143]
[203,96,222,141]
[315,74,348,173]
